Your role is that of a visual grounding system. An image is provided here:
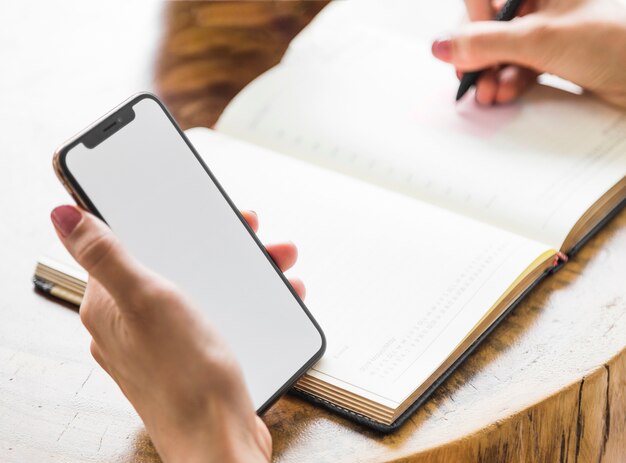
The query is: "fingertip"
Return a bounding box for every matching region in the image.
[241,210,259,233]
[266,242,298,272]
[475,71,497,105]
[289,278,306,300]
[51,205,83,237]
[495,67,518,103]
[431,38,452,62]
[495,85,517,104]
[495,66,536,104]
[475,85,491,106]
[288,240,298,260]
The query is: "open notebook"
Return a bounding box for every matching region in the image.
[35,1,626,431]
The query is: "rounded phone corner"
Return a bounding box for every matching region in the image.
[52,143,76,192]
[127,91,159,105]
[316,326,327,360]
[307,316,326,364]
[128,92,167,112]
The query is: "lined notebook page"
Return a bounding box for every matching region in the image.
[187,129,550,407]
[218,25,626,252]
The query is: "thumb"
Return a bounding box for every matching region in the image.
[433,18,540,72]
[51,205,147,303]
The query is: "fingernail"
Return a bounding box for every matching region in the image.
[432,38,452,61]
[250,210,257,217]
[51,205,82,237]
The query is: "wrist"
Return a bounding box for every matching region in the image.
[155,400,270,463]
[180,430,270,463]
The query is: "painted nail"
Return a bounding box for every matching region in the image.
[51,205,82,237]
[431,38,452,61]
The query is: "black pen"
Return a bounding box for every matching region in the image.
[456,0,524,101]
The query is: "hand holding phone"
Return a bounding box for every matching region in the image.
[51,205,274,462]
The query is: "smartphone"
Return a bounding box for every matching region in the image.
[53,92,325,412]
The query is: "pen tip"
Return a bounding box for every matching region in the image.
[455,87,467,102]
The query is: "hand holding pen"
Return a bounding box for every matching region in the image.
[455,0,524,101]
[432,0,533,105]
[430,0,626,109]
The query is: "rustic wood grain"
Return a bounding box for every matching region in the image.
[1,2,625,462]
[154,1,329,129]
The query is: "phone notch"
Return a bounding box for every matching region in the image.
[83,106,136,149]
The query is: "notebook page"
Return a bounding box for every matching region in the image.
[217,26,626,252]
[282,0,465,64]
[187,128,550,407]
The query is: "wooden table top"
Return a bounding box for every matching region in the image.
[2,2,625,462]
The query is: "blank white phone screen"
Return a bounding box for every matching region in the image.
[64,96,324,410]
